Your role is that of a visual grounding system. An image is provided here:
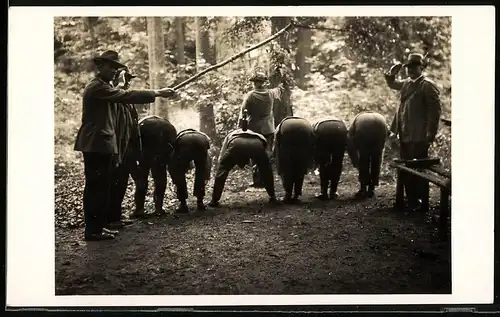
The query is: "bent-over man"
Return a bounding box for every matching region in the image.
[312,118,348,200]
[346,111,388,198]
[168,129,212,213]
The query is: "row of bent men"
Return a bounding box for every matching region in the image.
[74,50,442,241]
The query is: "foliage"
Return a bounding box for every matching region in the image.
[54,16,451,171]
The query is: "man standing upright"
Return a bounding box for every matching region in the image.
[385,53,442,211]
[238,70,288,187]
[107,67,143,230]
[74,50,176,241]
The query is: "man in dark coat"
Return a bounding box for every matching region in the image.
[107,67,142,229]
[209,111,277,207]
[312,118,348,200]
[168,129,212,213]
[74,50,176,241]
[273,116,315,204]
[385,53,442,210]
[346,111,388,198]
[132,115,177,218]
[238,71,288,187]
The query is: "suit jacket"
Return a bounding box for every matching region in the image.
[385,74,442,144]
[74,75,156,154]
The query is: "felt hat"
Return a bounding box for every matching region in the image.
[403,53,427,68]
[93,50,127,69]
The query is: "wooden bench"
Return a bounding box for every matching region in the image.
[389,158,451,241]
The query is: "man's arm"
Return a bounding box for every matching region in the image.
[384,63,405,91]
[91,82,174,105]
[422,80,442,144]
[384,74,405,91]
[238,94,251,128]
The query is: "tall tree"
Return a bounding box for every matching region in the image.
[174,17,185,64]
[294,26,312,89]
[84,17,98,51]
[269,17,293,127]
[195,17,216,140]
[147,17,168,118]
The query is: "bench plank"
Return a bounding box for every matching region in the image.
[390,163,450,190]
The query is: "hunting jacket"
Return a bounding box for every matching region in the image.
[385,74,442,144]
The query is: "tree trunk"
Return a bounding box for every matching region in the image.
[174,17,185,64]
[295,27,312,89]
[84,17,98,51]
[195,17,217,141]
[271,17,291,51]
[270,17,293,127]
[147,17,168,119]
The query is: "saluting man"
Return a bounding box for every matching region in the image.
[209,110,278,207]
[385,53,442,211]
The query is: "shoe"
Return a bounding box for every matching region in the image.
[329,192,339,200]
[102,228,119,235]
[84,232,115,241]
[315,193,329,201]
[268,196,278,204]
[130,210,147,219]
[197,200,206,211]
[354,190,367,199]
[282,194,294,204]
[208,200,219,207]
[176,204,189,214]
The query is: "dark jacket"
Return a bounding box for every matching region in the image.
[273,116,315,176]
[385,74,442,144]
[74,75,156,154]
[346,111,388,168]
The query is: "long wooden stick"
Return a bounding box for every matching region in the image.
[171,22,294,91]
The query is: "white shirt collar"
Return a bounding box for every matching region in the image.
[409,74,424,82]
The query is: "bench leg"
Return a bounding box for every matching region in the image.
[395,170,404,210]
[439,189,450,241]
[421,181,430,213]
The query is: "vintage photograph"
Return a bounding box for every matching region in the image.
[54,16,452,295]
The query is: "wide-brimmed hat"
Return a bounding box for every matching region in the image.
[93,50,127,69]
[249,71,268,82]
[403,53,427,68]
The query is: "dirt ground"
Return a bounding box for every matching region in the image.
[55,158,451,295]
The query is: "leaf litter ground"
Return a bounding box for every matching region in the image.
[55,158,451,295]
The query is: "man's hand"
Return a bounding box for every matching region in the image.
[388,63,403,76]
[157,87,177,98]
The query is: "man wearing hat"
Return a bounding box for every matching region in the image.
[106,67,144,231]
[385,52,442,211]
[74,50,176,241]
[238,70,287,188]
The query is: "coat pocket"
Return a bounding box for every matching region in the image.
[98,129,115,137]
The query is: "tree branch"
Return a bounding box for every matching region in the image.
[171,22,295,91]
